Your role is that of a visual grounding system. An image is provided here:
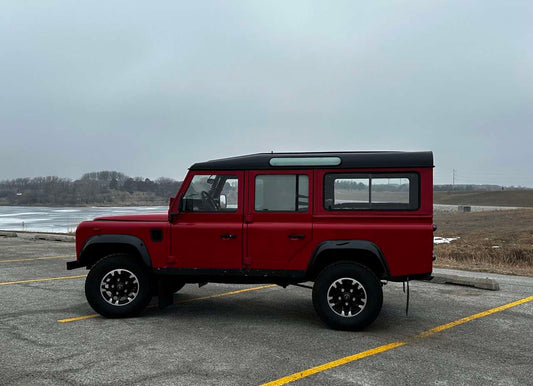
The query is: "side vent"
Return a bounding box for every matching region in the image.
[150,229,163,242]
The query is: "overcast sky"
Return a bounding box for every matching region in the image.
[0,1,531,186]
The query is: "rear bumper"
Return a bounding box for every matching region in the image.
[66,260,84,270]
[388,272,433,282]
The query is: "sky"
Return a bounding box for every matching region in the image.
[0,1,532,186]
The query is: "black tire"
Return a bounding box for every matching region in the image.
[312,262,383,330]
[85,254,153,318]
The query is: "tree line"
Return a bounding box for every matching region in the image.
[0,171,182,206]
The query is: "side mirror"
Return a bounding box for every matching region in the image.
[219,194,227,209]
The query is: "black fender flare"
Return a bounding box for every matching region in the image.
[79,234,152,268]
[307,240,390,278]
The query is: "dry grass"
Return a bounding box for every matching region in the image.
[433,209,533,276]
[434,189,533,207]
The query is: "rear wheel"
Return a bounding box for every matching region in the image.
[312,262,383,330]
[85,254,153,318]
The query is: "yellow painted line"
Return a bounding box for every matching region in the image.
[262,342,407,386]
[0,255,72,263]
[261,295,533,386]
[174,284,277,304]
[414,295,533,338]
[58,284,277,323]
[59,313,99,323]
[0,274,87,286]
[0,243,51,249]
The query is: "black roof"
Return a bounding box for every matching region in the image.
[190,151,434,171]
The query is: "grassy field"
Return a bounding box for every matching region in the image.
[433,209,533,276]
[434,189,533,207]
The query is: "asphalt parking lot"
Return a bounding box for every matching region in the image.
[1,234,532,385]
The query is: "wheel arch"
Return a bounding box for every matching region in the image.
[79,235,152,269]
[307,240,390,281]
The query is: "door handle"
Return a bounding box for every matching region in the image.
[220,234,237,239]
[288,234,306,240]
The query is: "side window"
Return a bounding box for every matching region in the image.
[324,173,418,210]
[329,178,370,208]
[183,175,238,212]
[220,178,238,209]
[255,174,308,212]
[371,177,410,204]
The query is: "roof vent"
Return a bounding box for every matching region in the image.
[269,157,341,167]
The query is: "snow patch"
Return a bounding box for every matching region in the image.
[434,236,460,245]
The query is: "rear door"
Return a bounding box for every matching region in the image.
[245,170,313,269]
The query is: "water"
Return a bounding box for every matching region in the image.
[0,206,168,233]
[433,204,522,212]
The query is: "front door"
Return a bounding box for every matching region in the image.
[170,171,243,269]
[245,170,313,270]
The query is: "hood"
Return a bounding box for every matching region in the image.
[93,213,168,222]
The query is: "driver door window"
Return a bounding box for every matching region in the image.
[183,175,238,212]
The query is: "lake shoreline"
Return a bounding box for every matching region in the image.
[0,202,169,208]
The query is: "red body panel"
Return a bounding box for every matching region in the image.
[297,167,434,277]
[76,219,170,268]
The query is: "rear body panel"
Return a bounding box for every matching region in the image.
[302,167,433,277]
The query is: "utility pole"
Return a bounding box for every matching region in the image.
[452,169,456,191]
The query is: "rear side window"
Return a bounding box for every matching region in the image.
[324,173,419,210]
[255,174,309,212]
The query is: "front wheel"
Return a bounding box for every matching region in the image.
[312,262,383,330]
[85,254,153,318]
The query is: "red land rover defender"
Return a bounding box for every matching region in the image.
[67,151,434,330]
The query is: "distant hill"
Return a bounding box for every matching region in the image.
[0,171,182,206]
[433,184,504,191]
[433,190,533,207]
